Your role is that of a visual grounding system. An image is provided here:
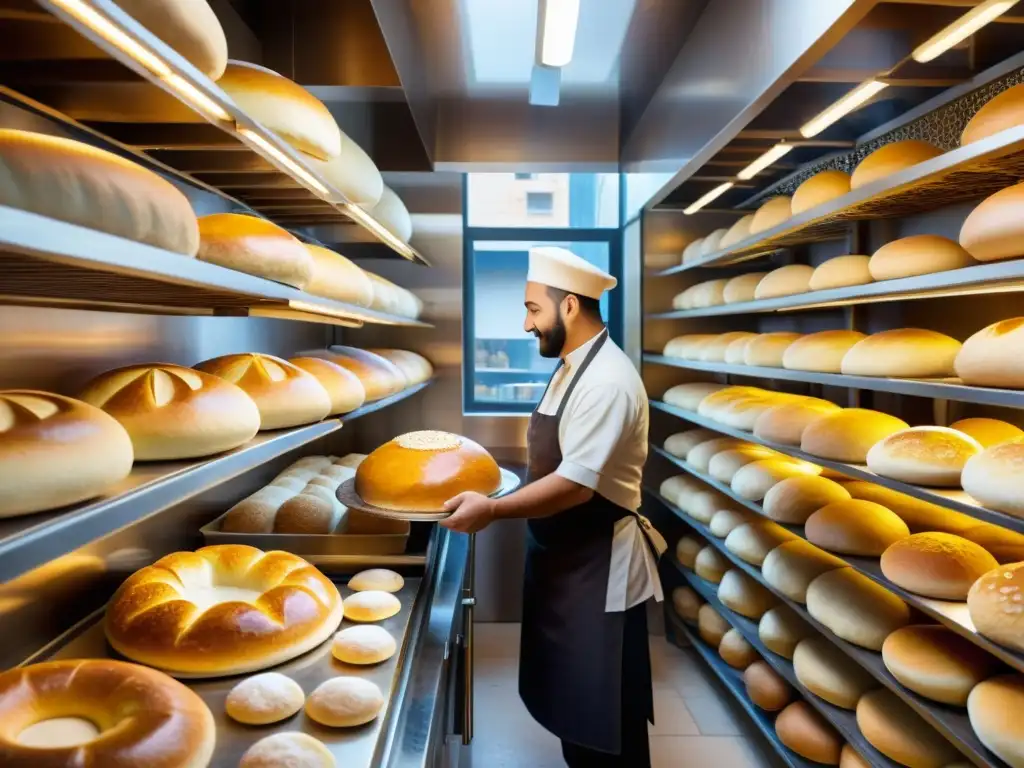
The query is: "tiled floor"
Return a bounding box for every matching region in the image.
[465,623,780,768]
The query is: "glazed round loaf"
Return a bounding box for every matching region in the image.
[869,234,975,281]
[962,83,1024,145]
[808,254,871,291]
[356,431,502,511]
[197,213,314,289]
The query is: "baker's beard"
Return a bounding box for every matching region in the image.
[533,314,567,358]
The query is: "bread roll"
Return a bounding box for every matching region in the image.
[750,196,792,234]
[851,140,943,189]
[691,280,731,309]
[311,346,407,401]
[801,409,909,463]
[686,437,746,471]
[759,605,812,659]
[762,540,845,603]
[715,394,799,431]
[961,180,1024,263]
[197,213,314,289]
[219,61,341,159]
[710,508,759,538]
[306,677,384,727]
[841,329,962,378]
[303,244,375,306]
[366,349,433,387]
[723,273,768,304]
[808,255,872,291]
[348,568,404,593]
[684,489,733,525]
[775,701,842,765]
[869,234,975,281]
[697,387,771,422]
[662,382,726,411]
[763,476,851,524]
[721,214,756,248]
[968,562,1024,651]
[719,628,759,669]
[718,569,778,619]
[195,353,331,430]
[664,429,719,458]
[709,447,777,483]
[226,673,305,725]
[962,437,1024,517]
[754,264,815,300]
[754,399,842,445]
[0,129,199,256]
[117,0,228,79]
[660,475,701,506]
[967,675,1024,768]
[364,185,414,243]
[344,590,401,623]
[699,228,728,256]
[950,417,1024,448]
[883,625,1000,706]
[956,317,1024,388]
[672,586,703,622]
[306,133,384,207]
[664,335,709,358]
[332,625,397,665]
[676,536,704,569]
[682,238,704,263]
[725,335,759,364]
[806,499,909,556]
[843,481,977,534]
[840,746,871,768]
[783,330,867,373]
[745,660,794,711]
[794,635,877,709]
[695,546,730,583]
[743,332,804,367]
[792,170,852,215]
[698,604,731,646]
[240,732,334,768]
[961,523,1024,563]
[731,459,822,501]
[700,332,758,362]
[806,568,910,650]
[857,689,962,768]
[867,426,981,487]
[725,520,798,566]
[963,83,1024,145]
[289,357,366,415]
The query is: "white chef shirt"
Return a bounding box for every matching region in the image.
[538,329,665,612]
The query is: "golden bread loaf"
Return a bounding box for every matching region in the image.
[197,213,314,288]
[219,61,341,159]
[671,586,703,622]
[304,244,374,306]
[306,677,384,727]
[699,228,728,255]
[363,185,414,243]
[963,83,1024,145]
[356,431,501,511]
[758,605,812,659]
[950,417,1024,448]
[753,399,841,445]
[685,489,734,525]
[686,436,747,471]
[808,255,872,291]
[0,129,199,255]
[306,133,384,207]
[700,332,758,362]
[698,604,730,646]
[289,357,367,415]
[840,745,871,768]
[724,520,798,566]
[0,391,134,519]
[868,234,975,281]
[105,545,344,676]
[366,349,433,386]
[342,590,401,622]
[750,196,792,234]
[723,272,768,304]
[960,180,1024,263]
[743,332,803,367]
[841,329,962,378]
[721,214,756,248]
[744,660,794,711]
[79,363,261,459]
[967,675,1024,768]
[866,426,980,486]
[719,628,759,669]
[708,446,778,483]
[710,508,759,538]
[856,689,962,768]
[753,264,814,300]
[348,568,404,593]
[676,536,705,569]
[851,140,943,189]
[695,546,730,583]
[664,428,719,458]
[775,701,843,765]
[0,659,215,766]
[956,317,1024,388]
[311,346,407,401]
[783,330,867,373]
[801,408,909,463]
[762,475,851,524]
[725,335,760,364]
[961,523,1024,563]
[968,562,1024,651]
[718,569,778,619]
[962,437,1024,517]
[882,625,1000,705]
[843,480,977,533]
[116,0,227,79]
[793,635,876,710]
[806,568,909,650]
[762,540,845,603]
[805,499,910,556]
[332,625,397,665]
[792,170,852,215]
[730,458,822,501]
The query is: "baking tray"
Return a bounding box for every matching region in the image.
[335,467,523,521]
[23,577,422,768]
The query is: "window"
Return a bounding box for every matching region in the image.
[526,191,554,215]
[465,172,620,229]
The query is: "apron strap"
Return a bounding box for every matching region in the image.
[533,359,564,414]
[555,329,609,421]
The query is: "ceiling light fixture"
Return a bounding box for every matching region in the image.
[538,0,581,67]
[49,0,171,77]
[913,0,1019,62]
[737,143,794,181]
[800,79,889,138]
[684,182,733,215]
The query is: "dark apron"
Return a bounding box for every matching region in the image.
[518,330,654,755]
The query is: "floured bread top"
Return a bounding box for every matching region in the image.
[394,430,462,451]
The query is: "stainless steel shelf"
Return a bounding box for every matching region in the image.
[650,400,1024,535]
[647,486,1004,768]
[651,124,1024,277]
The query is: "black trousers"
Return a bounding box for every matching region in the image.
[560,603,652,768]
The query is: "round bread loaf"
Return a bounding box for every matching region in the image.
[744,660,794,711]
[662,382,727,410]
[723,272,768,304]
[0,391,134,519]
[754,264,814,300]
[962,523,1024,563]
[0,659,215,767]
[793,635,877,710]
[725,521,798,566]
[808,255,872,291]
[710,508,759,538]
[197,213,314,289]
[219,61,341,159]
[672,586,703,622]
[672,286,697,310]
[105,545,344,676]
[950,417,1024,448]
[695,546,730,584]
[698,604,731,646]
[718,569,778,619]
[348,568,404,593]
[714,394,798,431]
[840,745,871,768]
[719,628,759,669]
[660,475,702,506]
[968,562,1024,651]
[775,701,842,765]
[289,357,367,415]
[805,499,910,556]
[366,349,433,386]
[721,214,756,248]
[856,689,962,768]
[195,353,332,429]
[687,436,747,471]
[332,625,397,665]
[731,459,822,502]
[843,481,977,533]
[801,409,909,463]
[725,335,759,364]
[883,625,1000,705]
[303,244,375,306]
[763,476,851,524]
[676,536,705,569]
[759,605,812,659]
[306,132,384,207]
[743,332,805,367]
[868,234,975,281]
[841,329,962,378]
[967,675,1024,768]
[866,426,981,486]
[364,185,414,243]
[881,532,997,599]
[962,83,1024,145]
[806,568,909,650]
[696,386,767,420]
[683,489,732,525]
[851,140,943,189]
[792,170,852,215]
[306,677,384,727]
[700,228,729,256]
[754,399,842,445]
[955,317,1024,388]
[962,437,1024,517]
[693,280,732,309]
[344,590,401,623]
[117,0,228,79]
[750,196,792,234]
[314,346,407,401]
[0,129,200,256]
[783,330,867,373]
[709,446,778,482]
[960,180,1024,263]
[225,672,305,725]
[664,429,719,458]
[700,332,758,362]
[240,732,335,768]
[762,540,846,603]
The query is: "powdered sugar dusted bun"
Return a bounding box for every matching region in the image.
[240,732,335,768]
[344,590,401,623]
[349,568,404,593]
[306,677,385,727]
[332,625,397,665]
[968,562,1024,652]
[225,672,305,725]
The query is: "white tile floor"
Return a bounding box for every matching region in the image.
[465,623,779,768]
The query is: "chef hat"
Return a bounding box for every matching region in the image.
[527,246,617,299]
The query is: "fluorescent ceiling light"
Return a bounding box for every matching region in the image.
[50,0,171,77]
[539,0,581,67]
[912,0,1019,63]
[800,79,888,138]
[737,143,794,181]
[163,74,231,122]
[238,127,329,197]
[684,182,733,215]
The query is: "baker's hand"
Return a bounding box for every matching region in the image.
[440,492,496,533]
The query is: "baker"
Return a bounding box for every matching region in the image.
[442,246,665,767]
